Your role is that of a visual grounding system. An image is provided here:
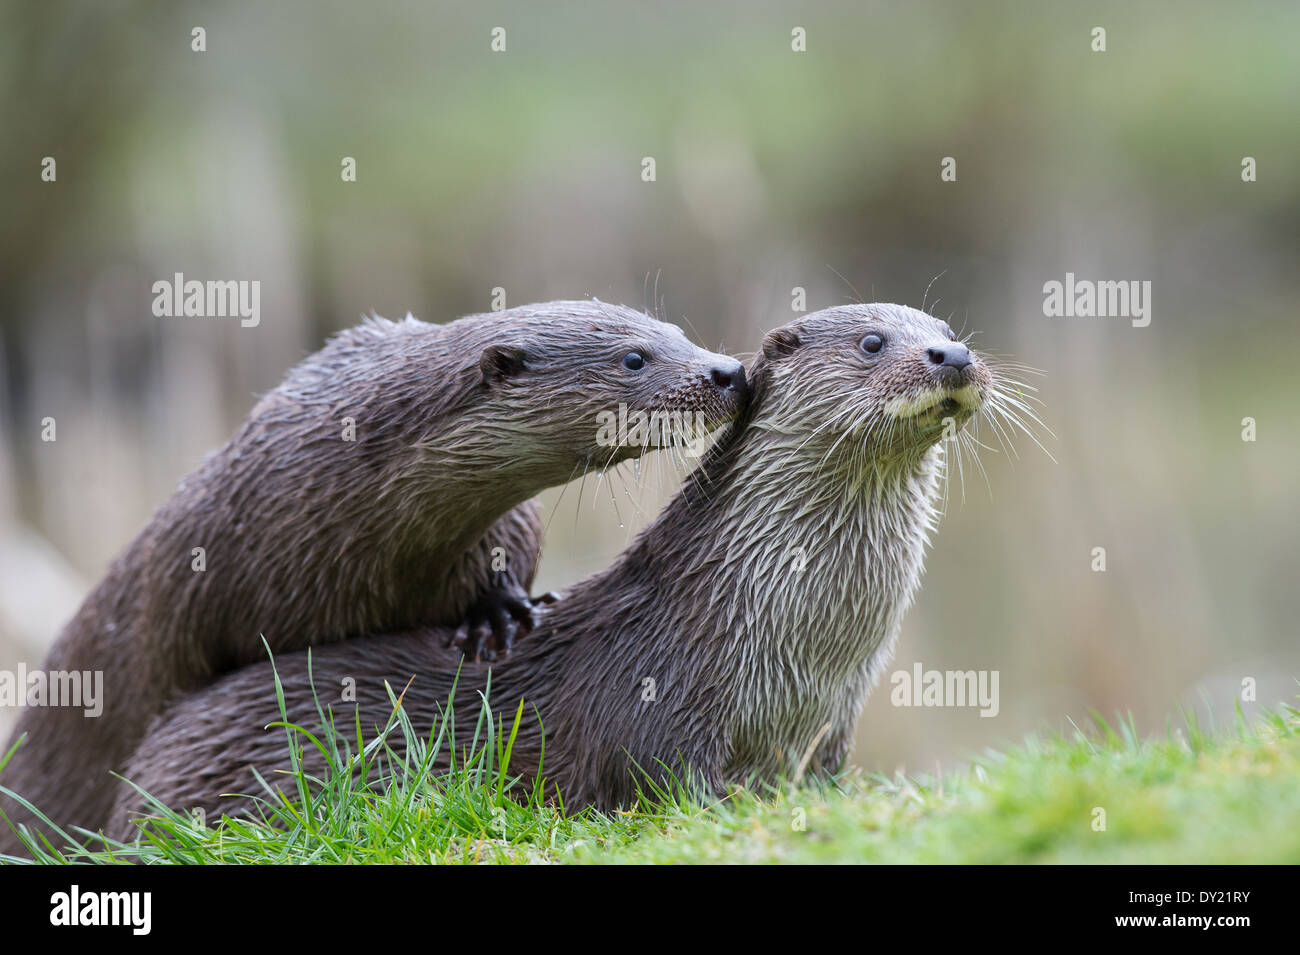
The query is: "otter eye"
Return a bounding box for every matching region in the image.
[860,333,884,355]
[622,351,646,370]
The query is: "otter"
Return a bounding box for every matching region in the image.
[0,300,747,852]
[104,303,1019,839]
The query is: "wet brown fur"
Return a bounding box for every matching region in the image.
[104,304,998,840]
[0,300,744,851]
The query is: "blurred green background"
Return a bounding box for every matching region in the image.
[0,0,1296,776]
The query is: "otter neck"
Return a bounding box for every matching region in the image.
[627,423,945,765]
[378,364,551,558]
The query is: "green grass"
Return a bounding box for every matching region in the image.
[3,674,1297,864]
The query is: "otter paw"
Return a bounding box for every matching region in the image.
[449,585,538,662]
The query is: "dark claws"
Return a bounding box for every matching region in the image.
[446,585,562,661]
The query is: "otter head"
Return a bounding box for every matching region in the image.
[477,301,748,471]
[748,303,992,467]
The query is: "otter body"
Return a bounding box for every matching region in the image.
[2,300,745,850]
[107,303,1004,837]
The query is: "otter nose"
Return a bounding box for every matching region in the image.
[927,342,972,371]
[710,361,748,397]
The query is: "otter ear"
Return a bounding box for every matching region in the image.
[760,327,802,360]
[480,344,527,385]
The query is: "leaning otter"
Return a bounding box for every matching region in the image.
[1,300,746,851]
[105,303,1012,837]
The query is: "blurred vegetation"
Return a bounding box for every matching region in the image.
[0,0,1296,774]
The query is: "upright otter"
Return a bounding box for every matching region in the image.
[1,300,747,851]
[105,303,1014,837]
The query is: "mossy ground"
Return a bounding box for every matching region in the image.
[3,689,1296,865]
